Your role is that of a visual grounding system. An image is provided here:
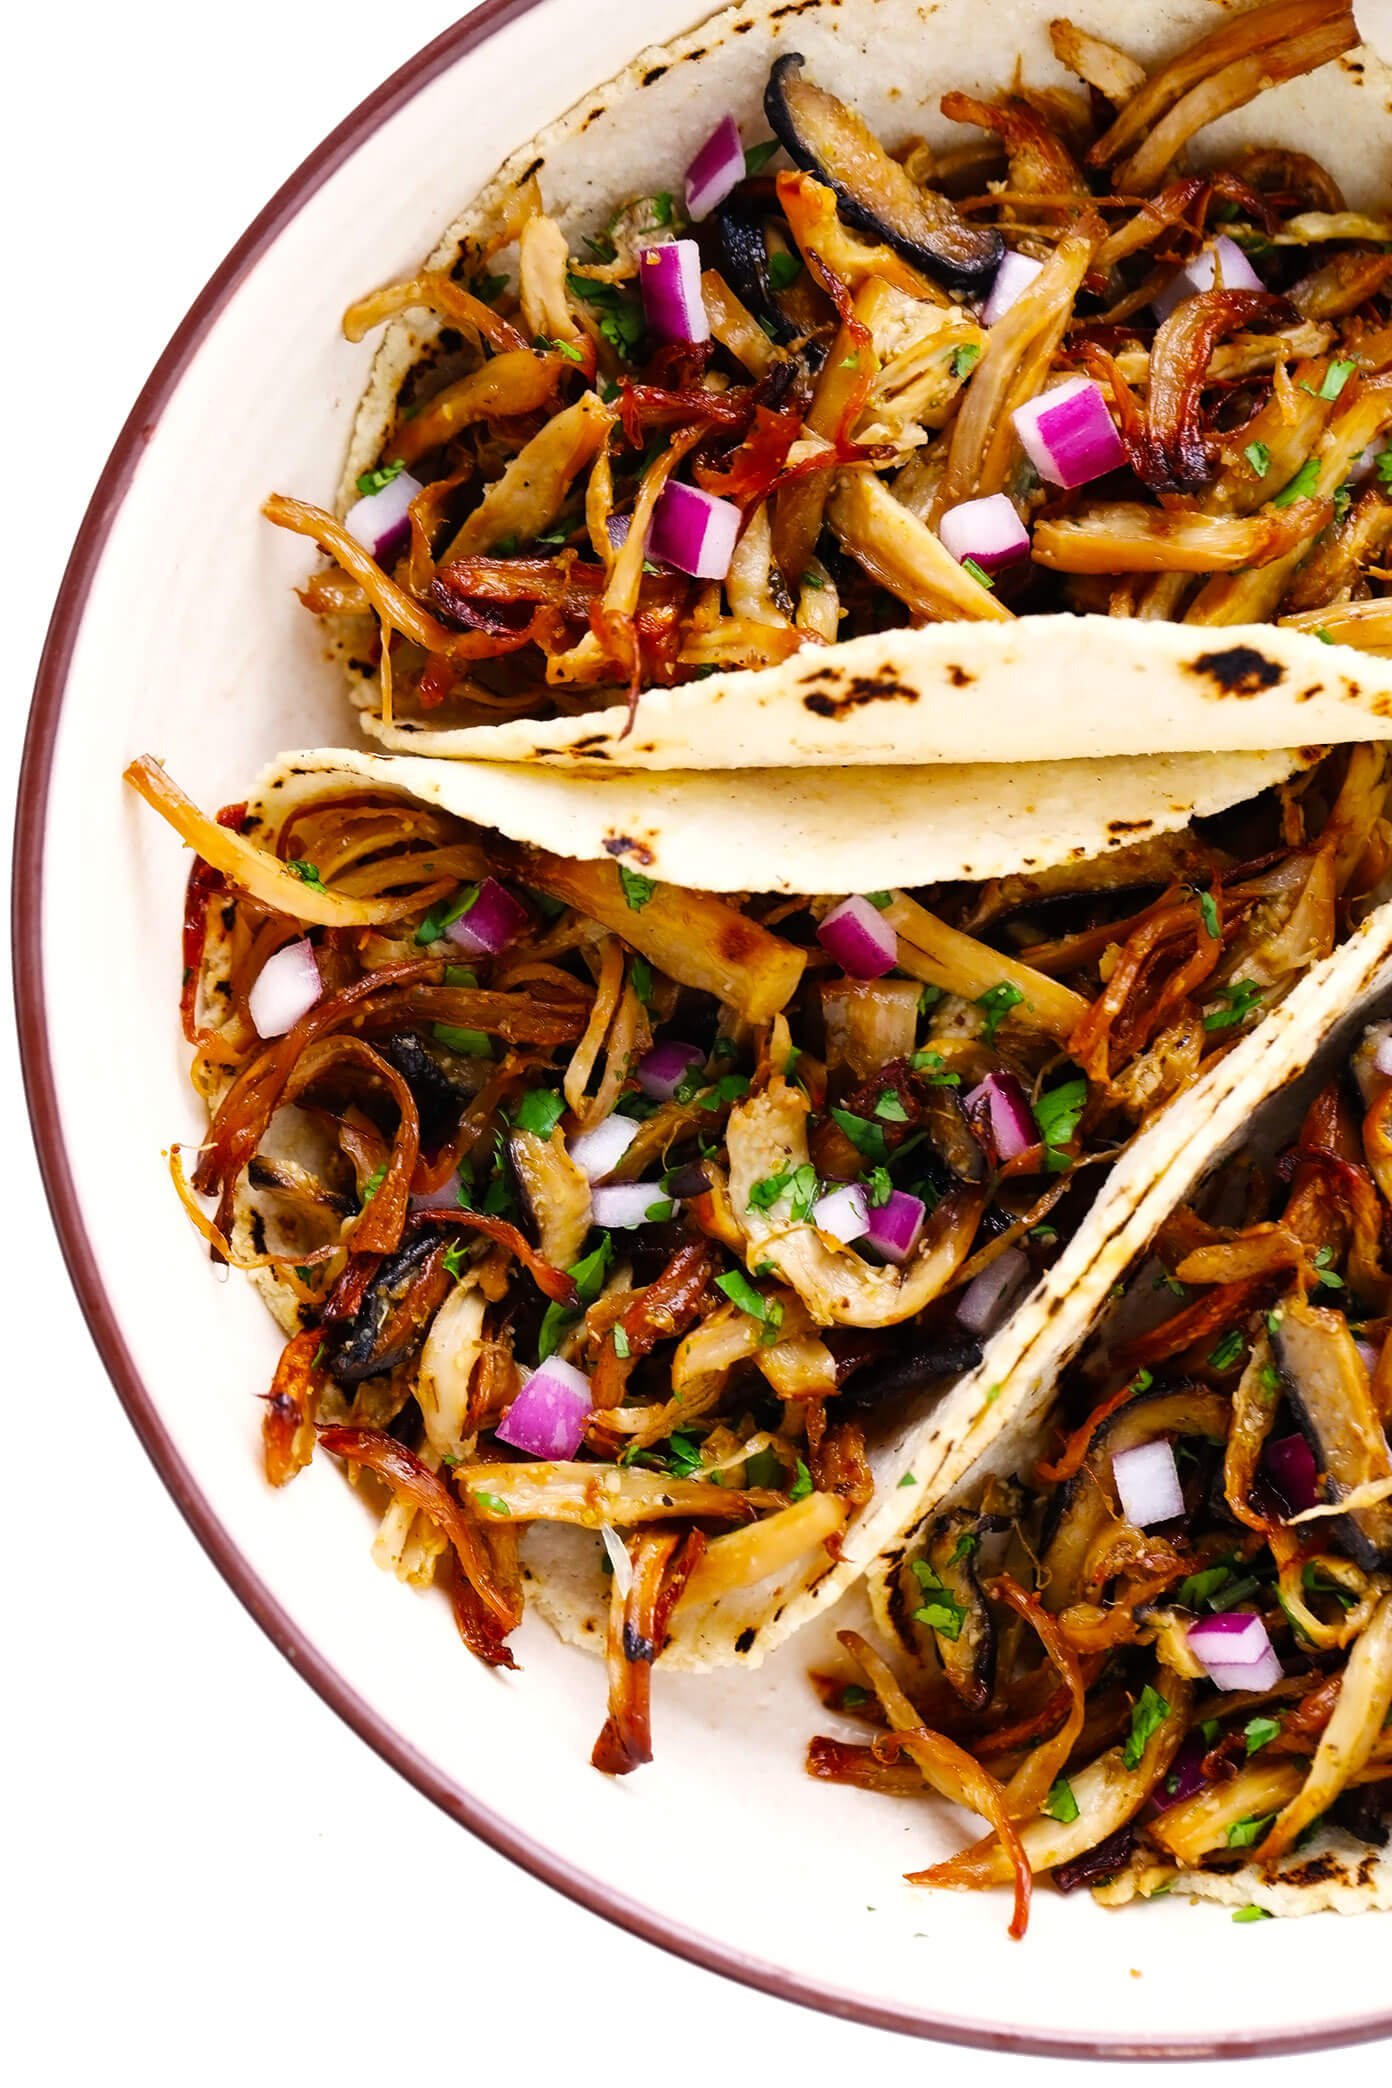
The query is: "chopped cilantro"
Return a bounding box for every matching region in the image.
[1271,458,1320,508]
[540,335,584,362]
[1122,1684,1170,1769]
[1244,1714,1283,1757]
[830,1107,890,1167]
[644,1198,676,1223]
[910,1048,960,1086]
[1320,357,1358,401]
[1190,884,1220,939]
[962,556,995,589]
[1312,1245,1344,1289]
[949,342,981,379]
[918,984,943,1015]
[1303,1561,1357,1610]
[801,567,826,591]
[748,1162,819,1220]
[471,270,509,305]
[910,1559,966,1642]
[866,1166,893,1208]
[1243,440,1270,478]
[898,1471,917,1488]
[842,1682,870,1708]
[434,1023,491,1058]
[355,458,407,497]
[618,864,656,911]
[1176,1564,1232,1611]
[1226,1812,1275,1849]
[863,890,893,909]
[1232,1906,1271,1924]
[1042,1776,1080,1825]
[513,1089,566,1139]
[1314,625,1335,645]
[789,1458,813,1502]
[565,272,645,359]
[473,1491,511,1517]
[360,1161,387,1204]
[1034,1077,1087,1166]
[415,883,480,946]
[839,351,860,370]
[286,859,325,892]
[630,955,654,1006]
[443,964,477,988]
[1204,979,1262,1032]
[1377,448,1392,492]
[664,1430,703,1479]
[1208,1328,1247,1372]
[744,139,779,175]
[767,249,803,290]
[874,1090,910,1122]
[538,1234,614,1359]
[978,981,1025,1041]
[1258,1362,1281,1399]
[716,1268,782,1339]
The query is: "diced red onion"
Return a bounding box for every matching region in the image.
[1262,1431,1319,1517]
[938,493,1030,572]
[248,938,322,1039]
[685,114,745,220]
[636,1040,705,1101]
[343,468,422,563]
[1375,1032,1392,1078]
[591,1181,677,1230]
[600,1523,634,1596]
[1153,234,1262,321]
[1112,1438,1185,1528]
[638,238,710,346]
[956,1244,1030,1335]
[1356,1337,1382,1376]
[1012,376,1126,489]
[607,512,632,550]
[569,1114,639,1182]
[496,1359,592,1460]
[649,480,739,579]
[1143,1734,1209,1819]
[1187,1612,1284,1694]
[410,1169,463,1212]
[964,1071,1036,1163]
[816,895,898,979]
[446,877,530,956]
[982,250,1044,326]
[812,1183,869,1244]
[864,1190,925,1264]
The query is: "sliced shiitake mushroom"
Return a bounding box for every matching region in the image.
[709,192,801,345]
[922,1084,988,1184]
[327,1229,454,1384]
[763,54,1002,287]
[836,1325,984,1410]
[506,1127,592,1270]
[1271,1295,1392,1571]
[908,1506,996,1710]
[380,1031,468,1147]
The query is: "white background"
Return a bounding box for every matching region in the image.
[5,4,1388,2081]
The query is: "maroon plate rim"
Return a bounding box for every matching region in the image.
[13,0,1392,2056]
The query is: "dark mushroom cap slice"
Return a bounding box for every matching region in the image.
[327,1229,453,1384]
[763,53,1003,288]
[709,191,802,345]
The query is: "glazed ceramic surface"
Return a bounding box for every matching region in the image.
[21,0,1392,2053]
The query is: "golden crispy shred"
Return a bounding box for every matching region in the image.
[442,392,612,561]
[1254,1594,1392,1861]
[1048,17,1147,103]
[882,890,1091,1041]
[497,844,806,1025]
[676,1492,848,1611]
[453,1461,782,1525]
[389,351,565,467]
[827,469,1014,623]
[1032,498,1332,574]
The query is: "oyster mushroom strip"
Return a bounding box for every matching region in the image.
[455,1464,789,1524]
[494,841,805,1025]
[881,891,1090,1043]
[725,1075,986,1328]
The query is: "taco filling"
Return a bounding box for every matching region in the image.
[844,1021,1392,1931]
[127,735,1391,1769]
[264,1,1392,736]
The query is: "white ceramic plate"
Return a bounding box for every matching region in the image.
[18,0,1392,2054]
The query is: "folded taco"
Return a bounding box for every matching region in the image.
[859,975,1392,1926]
[259,0,1392,774]
[126,733,1392,1772]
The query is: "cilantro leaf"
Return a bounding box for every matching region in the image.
[433,1023,491,1058]
[1122,1684,1170,1769]
[1226,1812,1276,1849]
[1203,979,1262,1032]
[715,1269,783,1343]
[630,955,654,1007]
[767,249,802,290]
[1208,1328,1246,1372]
[415,883,480,946]
[1312,1245,1344,1289]
[744,139,779,175]
[866,1165,893,1208]
[287,859,326,892]
[537,1234,614,1359]
[618,864,656,911]
[1320,357,1357,401]
[472,1491,511,1517]
[565,272,645,359]
[949,342,981,379]
[873,1090,910,1122]
[962,556,995,589]
[978,981,1025,1041]
[355,458,407,498]
[788,1458,813,1502]
[1033,1077,1087,1163]
[1271,457,1320,508]
[1042,1776,1080,1825]
[910,1559,967,1642]
[360,1161,387,1204]
[830,1107,890,1167]
[1244,1714,1283,1757]
[513,1089,566,1139]
[1243,440,1270,478]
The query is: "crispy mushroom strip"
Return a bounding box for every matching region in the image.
[441,392,612,560]
[592,1529,706,1776]
[497,843,806,1025]
[1048,17,1147,103]
[726,1075,985,1328]
[1088,2,1358,192]
[827,470,1014,624]
[1032,497,1331,574]
[1254,1593,1392,1861]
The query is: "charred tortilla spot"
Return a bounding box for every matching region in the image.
[623,1621,658,1663]
[602,834,656,866]
[1108,818,1154,834]
[641,63,668,85]
[802,676,919,719]
[1189,645,1284,697]
[735,1626,756,1653]
[947,664,973,688]
[515,157,544,188]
